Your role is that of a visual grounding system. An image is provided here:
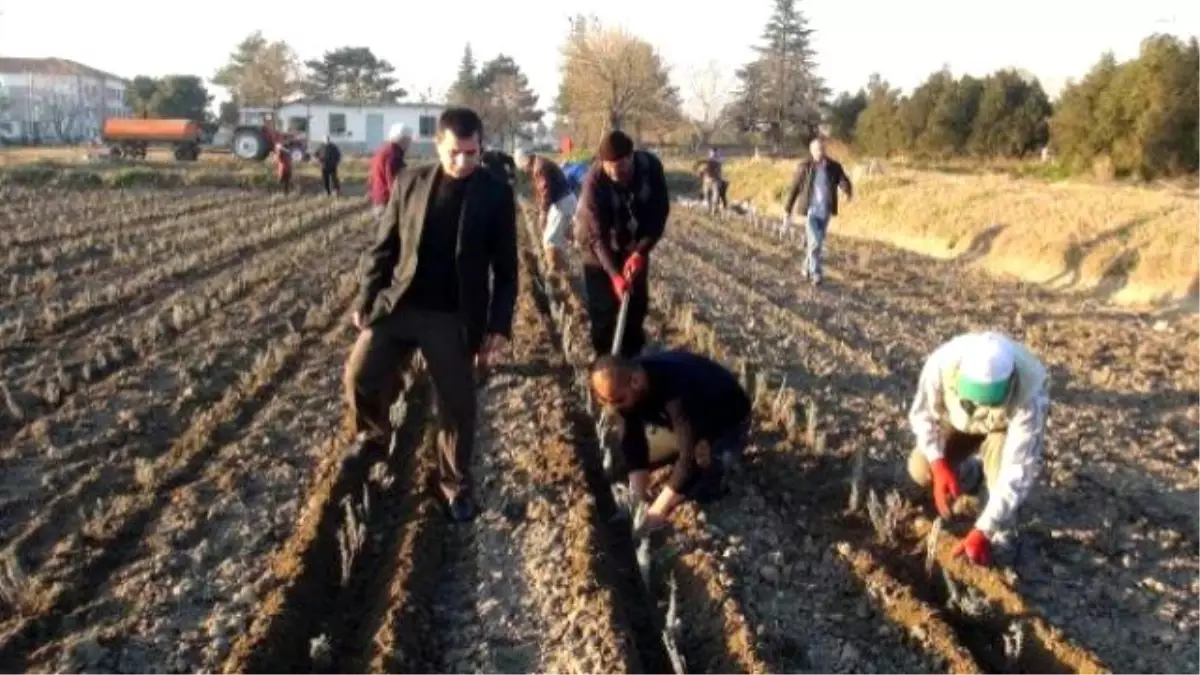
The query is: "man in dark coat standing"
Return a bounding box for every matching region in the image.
[573,130,670,358]
[315,135,343,197]
[344,107,518,522]
[782,136,853,285]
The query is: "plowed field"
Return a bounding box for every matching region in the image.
[0,183,1194,674]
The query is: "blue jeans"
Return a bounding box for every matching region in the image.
[805,212,830,279]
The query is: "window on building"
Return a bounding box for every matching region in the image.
[418,114,437,138]
[287,116,308,133]
[329,113,347,135]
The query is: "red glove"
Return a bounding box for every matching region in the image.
[930,458,961,518]
[610,273,629,298]
[952,528,992,566]
[623,252,646,280]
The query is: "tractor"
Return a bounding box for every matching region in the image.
[231,110,309,162]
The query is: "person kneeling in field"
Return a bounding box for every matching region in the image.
[514,147,577,272]
[907,331,1050,567]
[590,350,752,537]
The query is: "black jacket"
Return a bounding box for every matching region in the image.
[572,150,670,274]
[784,158,853,217]
[356,164,519,348]
[315,142,342,170]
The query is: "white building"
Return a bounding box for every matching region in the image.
[0,57,129,142]
[241,98,445,156]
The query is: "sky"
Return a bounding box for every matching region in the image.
[0,0,1195,117]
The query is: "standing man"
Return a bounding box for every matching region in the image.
[344,107,518,522]
[783,137,853,286]
[694,148,728,217]
[514,147,576,272]
[315,135,343,197]
[273,142,293,196]
[573,130,670,358]
[368,123,412,218]
[589,350,752,536]
[907,331,1050,567]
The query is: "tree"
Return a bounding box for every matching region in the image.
[447,44,482,109]
[827,89,867,143]
[853,74,905,157]
[555,15,680,145]
[212,31,302,108]
[686,60,732,148]
[920,74,983,157]
[218,98,240,125]
[149,76,212,120]
[730,0,825,150]
[127,75,160,117]
[475,54,542,150]
[303,46,405,103]
[968,70,1051,157]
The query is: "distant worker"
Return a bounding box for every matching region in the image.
[694,148,728,217]
[907,331,1050,567]
[345,107,517,523]
[273,143,293,196]
[514,147,577,272]
[573,130,670,358]
[368,123,412,217]
[590,350,751,536]
[783,137,853,286]
[480,147,518,187]
[315,135,343,197]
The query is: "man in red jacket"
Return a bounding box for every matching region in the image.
[368,123,413,217]
[274,143,293,195]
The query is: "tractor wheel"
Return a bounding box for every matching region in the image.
[232,128,269,161]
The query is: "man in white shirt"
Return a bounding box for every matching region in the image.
[907,331,1050,566]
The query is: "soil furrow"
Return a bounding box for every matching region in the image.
[0,213,371,544]
[1,192,260,281]
[517,217,680,674]
[221,375,435,674]
[3,199,365,348]
[0,211,373,452]
[2,190,233,248]
[0,260,362,671]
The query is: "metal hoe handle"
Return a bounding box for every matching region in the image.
[611,292,631,356]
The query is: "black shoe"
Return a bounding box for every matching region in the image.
[448,494,477,522]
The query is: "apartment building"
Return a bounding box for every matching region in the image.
[0,57,130,142]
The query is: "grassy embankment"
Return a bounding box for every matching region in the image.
[718,157,1199,309]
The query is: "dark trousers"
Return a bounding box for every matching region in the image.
[278,171,292,195]
[322,166,341,196]
[343,308,477,499]
[583,263,648,358]
[628,416,750,503]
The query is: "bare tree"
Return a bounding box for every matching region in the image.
[686,60,733,149]
[556,15,680,145]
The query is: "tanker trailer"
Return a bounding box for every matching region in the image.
[102,118,203,161]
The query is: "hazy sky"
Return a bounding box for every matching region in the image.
[1,0,1194,114]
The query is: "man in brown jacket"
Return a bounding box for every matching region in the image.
[514,147,576,271]
[783,137,853,285]
[573,130,670,358]
[344,107,518,522]
[694,148,728,217]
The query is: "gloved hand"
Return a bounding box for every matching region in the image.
[952,528,992,566]
[610,273,629,299]
[623,252,646,280]
[930,458,961,518]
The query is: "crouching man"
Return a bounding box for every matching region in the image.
[514,147,577,272]
[590,349,752,536]
[907,331,1050,566]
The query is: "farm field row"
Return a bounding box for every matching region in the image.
[0,186,1194,673]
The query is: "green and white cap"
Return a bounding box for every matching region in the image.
[957,333,1015,406]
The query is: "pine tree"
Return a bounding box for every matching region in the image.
[447,43,482,108]
[730,0,825,150]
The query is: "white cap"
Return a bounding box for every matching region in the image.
[388,123,411,142]
[957,333,1016,405]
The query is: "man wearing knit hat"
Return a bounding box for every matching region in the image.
[573,130,670,357]
[907,331,1050,567]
